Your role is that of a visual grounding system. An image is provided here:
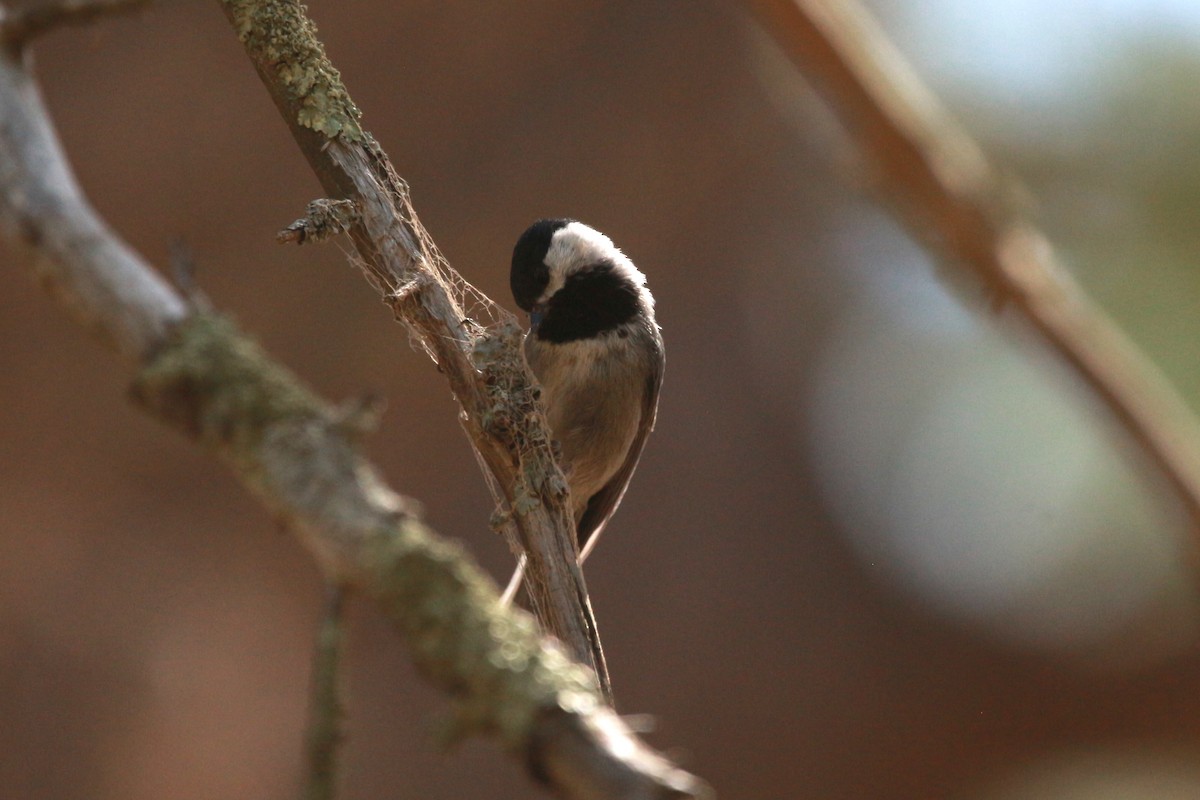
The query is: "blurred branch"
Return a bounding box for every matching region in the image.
[304,585,346,800]
[747,0,1200,537]
[1,0,151,52]
[0,12,186,358]
[0,10,707,800]
[219,0,612,698]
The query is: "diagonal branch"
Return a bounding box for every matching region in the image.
[218,0,612,698]
[0,9,706,800]
[748,0,1200,538]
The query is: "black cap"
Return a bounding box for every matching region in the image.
[510,218,570,311]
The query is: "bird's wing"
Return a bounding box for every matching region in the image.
[577,341,664,561]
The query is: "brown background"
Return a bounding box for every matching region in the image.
[3,2,1200,798]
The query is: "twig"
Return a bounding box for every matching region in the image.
[303,585,346,800]
[278,198,359,245]
[1,0,151,53]
[218,0,612,698]
[0,11,705,798]
[747,0,1200,537]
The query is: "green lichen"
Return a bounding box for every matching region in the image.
[130,312,331,469]
[132,314,604,752]
[360,527,599,750]
[222,0,363,141]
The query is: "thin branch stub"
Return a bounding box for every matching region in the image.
[279,198,360,245]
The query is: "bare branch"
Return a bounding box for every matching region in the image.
[747,0,1200,536]
[218,0,613,696]
[0,15,707,799]
[0,27,187,360]
[1,0,151,53]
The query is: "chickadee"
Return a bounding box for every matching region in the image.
[504,219,664,596]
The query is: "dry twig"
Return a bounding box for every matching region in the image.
[278,198,360,245]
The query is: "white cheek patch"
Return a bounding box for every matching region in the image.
[539,221,650,306]
[540,264,567,304]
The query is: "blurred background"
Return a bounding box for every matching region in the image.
[3,0,1200,797]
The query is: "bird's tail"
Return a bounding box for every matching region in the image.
[500,555,527,606]
[500,528,604,607]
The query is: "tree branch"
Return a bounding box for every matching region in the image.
[748,0,1200,537]
[303,585,346,800]
[218,0,612,698]
[0,11,707,799]
[1,0,151,53]
[0,16,186,358]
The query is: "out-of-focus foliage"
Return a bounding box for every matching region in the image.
[985,41,1200,403]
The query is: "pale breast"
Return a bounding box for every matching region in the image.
[526,331,646,517]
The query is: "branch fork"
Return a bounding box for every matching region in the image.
[1,0,150,54]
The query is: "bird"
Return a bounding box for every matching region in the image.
[503,218,664,601]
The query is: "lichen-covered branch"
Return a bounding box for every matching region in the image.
[128,312,700,799]
[0,11,707,799]
[747,0,1200,536]
[218,0,612,698]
